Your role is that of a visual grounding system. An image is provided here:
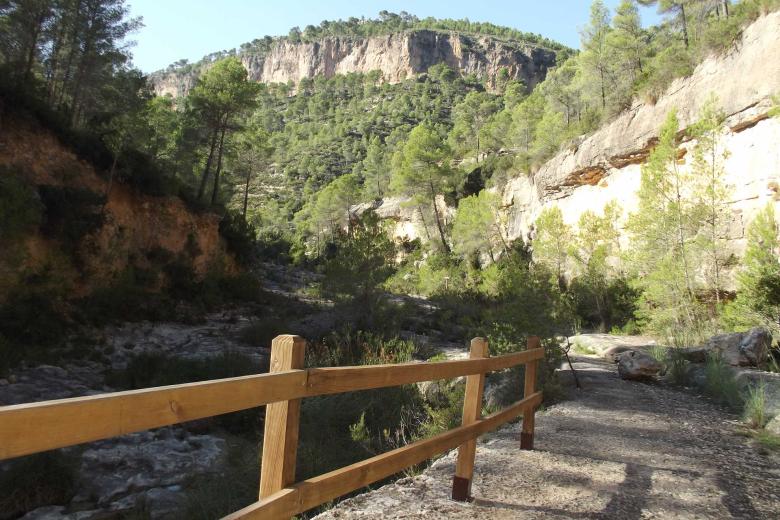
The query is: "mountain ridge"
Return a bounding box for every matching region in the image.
[150,28,565,97]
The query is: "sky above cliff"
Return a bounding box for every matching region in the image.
[127,0,662,73]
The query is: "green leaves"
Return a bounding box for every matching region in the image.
[451,190,507,260]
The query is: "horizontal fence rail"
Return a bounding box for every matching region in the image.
[0,334,544,520]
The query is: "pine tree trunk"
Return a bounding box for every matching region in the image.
[680,5,690,48]
[429,181,450,253]
[198,126,220,200]
[242,168,252,219]
[210,123,228,206]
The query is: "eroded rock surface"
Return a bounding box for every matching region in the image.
[151,31,558,97]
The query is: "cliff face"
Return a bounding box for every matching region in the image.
[500,10,780,277]
[374,12,780,288]
[151,30,558,96]
[0,116,236,301]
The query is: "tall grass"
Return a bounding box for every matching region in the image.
[743,382,768,429]
[704,353,744,410]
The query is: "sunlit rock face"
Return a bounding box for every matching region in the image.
[150,30,558,97]
[499,11,780,288]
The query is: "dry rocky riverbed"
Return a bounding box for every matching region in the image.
[317,356,780,519]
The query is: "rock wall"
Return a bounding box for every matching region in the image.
[499,11,780,286]
[151,30,557,97]
[366,12,780,288]
[0,116,236,300]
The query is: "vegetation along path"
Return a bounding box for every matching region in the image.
[317,356,780,519]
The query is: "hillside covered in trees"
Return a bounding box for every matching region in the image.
[1,1,780,518]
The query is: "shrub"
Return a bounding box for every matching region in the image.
[237,317,290,348]
[704,352,743,410]
[743,382,768,429]
[181,436,259,519]
[667,349,691,386]
[0,166,43,241]
[37,185,105,257]
[0,451,78,518]
[219,213,257,266]
[306,328,415,368]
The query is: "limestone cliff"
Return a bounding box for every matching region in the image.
[499,10,780,278]
[0,115,236,302]
[372,11,780,288]
[150,30,558,97]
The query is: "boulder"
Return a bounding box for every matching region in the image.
[603,345,635,363]
[766,415,780,436]
[617,351,663,381]
[698,327,770,368]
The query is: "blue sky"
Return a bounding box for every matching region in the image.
[126,1,662,73]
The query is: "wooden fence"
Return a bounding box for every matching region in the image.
[0,335,544,519]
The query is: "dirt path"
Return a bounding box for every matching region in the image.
[317,356,780,519]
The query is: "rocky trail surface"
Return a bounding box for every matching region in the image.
[317,355,780,519]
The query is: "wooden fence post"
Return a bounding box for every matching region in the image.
[452,337,489,501]
[259,335,306,501]
[521,335,540,450]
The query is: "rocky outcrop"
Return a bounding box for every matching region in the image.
[679,327,771,368]
[151,30,558,97]
[499,11,780,283]
[0,115,236,302]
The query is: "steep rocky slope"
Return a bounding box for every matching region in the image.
[373,11,780,288]
[0,115,236,301]
[150,30,558,97]
[500,11,780,270]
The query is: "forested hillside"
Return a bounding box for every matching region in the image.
[2,1,780,518]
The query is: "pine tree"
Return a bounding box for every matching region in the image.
[533,206,574,289]
[451,190,508,262]
[627,109,705,339]
[579,0,614,111]
[725,204,780,333]
[189,57,259,204]
[690,96,731,306]
[390,123,456,253]
[607,0,647,110]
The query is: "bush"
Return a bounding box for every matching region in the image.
[306,328,415,368]
[0,288,70,355]
[743,382,768,429]
[219,213,257,266]
[0,166,43,241]
[237,317,290,348]
[704,352,743,410]
[38,185,105,254]
[0,452,78,518]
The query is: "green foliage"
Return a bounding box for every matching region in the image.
[704,352,743,410]
[743,381,768,428]
[219,212,257,266]
[627,109,712,340]
[533,206,573,288]
[724,204,780,335]
[38,185,106,252]
[321,211,395,325]
[0,452,78,518]
[181,436,259,520]
[0,166,43,241]
[391,123,457,252]
[451,190,508,261]
[306,329,415,368]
